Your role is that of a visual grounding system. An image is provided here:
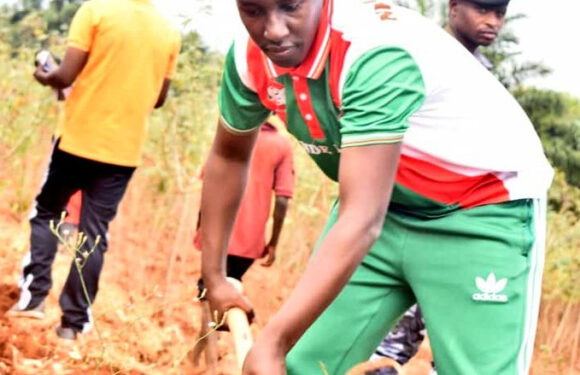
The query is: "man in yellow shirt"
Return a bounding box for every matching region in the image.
[8,0,181,341]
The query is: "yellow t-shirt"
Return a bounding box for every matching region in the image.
[59,0,181,166]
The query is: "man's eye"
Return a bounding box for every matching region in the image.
[280,0,303,12]
[476,7,488,14]
[241,7,264,17]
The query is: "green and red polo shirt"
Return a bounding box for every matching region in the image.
[218,0,553,217]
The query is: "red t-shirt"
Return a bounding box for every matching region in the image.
[195,123,295,259]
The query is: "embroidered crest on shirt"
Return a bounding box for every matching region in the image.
[267,84,285,107]
[361,0,398,21]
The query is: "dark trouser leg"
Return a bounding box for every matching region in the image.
[20,146,81,310]
[59,161,134,332]
[196,255,255,298]
[226,255,255,281]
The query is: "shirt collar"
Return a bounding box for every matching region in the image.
[444,25,494,70]
[264,0,333,80]
[473,49,493,70]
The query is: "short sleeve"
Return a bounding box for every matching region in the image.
[165,30,181,79]
[273,140,295,198]
[67,3,96,52]
[218,44,271,134]
[340,47,426,149]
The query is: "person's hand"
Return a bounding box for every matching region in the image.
[242,332,287,375]
[260,244,277,267]
[204,276,254,327]
[33,64,49,86]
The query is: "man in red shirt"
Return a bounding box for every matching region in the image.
[195,122,295,281]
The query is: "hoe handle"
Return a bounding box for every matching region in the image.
[226,277,253,371]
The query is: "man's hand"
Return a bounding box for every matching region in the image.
[204,276,254,326]
[242,331,287,375]
[260,244,277,267]
[33,64,50,86]
[32,47,88,89]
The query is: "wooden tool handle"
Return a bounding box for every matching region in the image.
[226,277,253,371]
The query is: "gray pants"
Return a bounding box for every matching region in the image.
[370,304,428,375]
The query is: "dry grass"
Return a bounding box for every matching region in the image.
[0,131,317,374]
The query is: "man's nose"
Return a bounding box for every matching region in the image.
[264,11,290,42]
[485,13,503,29]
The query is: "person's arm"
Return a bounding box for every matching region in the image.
[155,29,181,109]
[201,119,259,318]
[154,78,171,109]
[243,143,401,374]
[261,195,290,267]
[262,140,295,267]
[33,47,88,89]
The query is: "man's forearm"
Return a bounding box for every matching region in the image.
[259,142,399,351]
[259,213,382,351]
[268,196,289,247]
[34,47,89,89]
[200,122,258,288]
[200,154,250,284]
[36,69,72,89]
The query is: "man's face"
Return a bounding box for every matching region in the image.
[449,0,507,49]
[236,0,324,68]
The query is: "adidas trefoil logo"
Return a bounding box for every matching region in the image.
[472,272,508,303]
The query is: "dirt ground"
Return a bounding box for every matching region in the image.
[0,154,309,375]
[0,140,433,375]
[0,151,577,375]
[0,209,268,374]
[0,209,430,375]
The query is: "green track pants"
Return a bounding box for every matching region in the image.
[287,199,546,375]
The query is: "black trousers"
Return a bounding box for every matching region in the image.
[20,142,134,332]
[197,255,255,297]
[225,254,255,281]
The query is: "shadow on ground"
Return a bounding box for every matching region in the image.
[0,283,19,317]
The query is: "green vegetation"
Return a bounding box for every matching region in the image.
[146,31,224,195]
[514,88,580,187]
[3,0,81,51]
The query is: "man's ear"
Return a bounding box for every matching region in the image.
[449,0,459,17]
